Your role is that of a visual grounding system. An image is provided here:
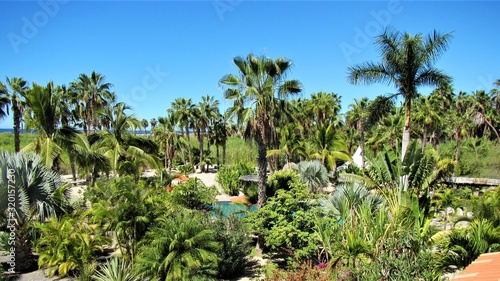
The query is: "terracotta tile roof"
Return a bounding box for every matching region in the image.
[454,252,500,281]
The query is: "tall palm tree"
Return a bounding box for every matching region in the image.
[220,53,302,206]
[169,97,196,170]
[413,95,442,152]
[70,71,114,135]
[346,97,370,169]
[141,119,148,135]
[149,118,157,136]
[22,82,79,171]
[348,28,452,160]
[0,82,9,120]
[155,115,187,172]
[307,92,341,126]
[5,77,29,152]
[195,95,220,172]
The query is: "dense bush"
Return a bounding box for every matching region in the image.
[169,177,217,210]
[267,169,298,198]
[248,181,320,264]
[213,213,253,279]
[216,162,255,196]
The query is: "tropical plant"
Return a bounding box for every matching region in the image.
[169,97,196,170]
[168,178,217,210]
[346,97,370,168]
[0,151,72,272]
[348,28,452,160]
[296,160,329,193]
[5,77,29,152]
[248,181,320,263]
[91,257,139,281]
[22,82,79,171]
[216,162,255,196]
[135,211,221,281]
[35,215,109,278]
[220,53,303,206]
[309,122,351,172]
[70,71,114,135]
[0,82,9,120]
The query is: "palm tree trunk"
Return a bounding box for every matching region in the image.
[197,128,204,173]
[422,125,428,153]
[257,141,268,207]
[401,101,412,161]
[216,142,220,168]
[69,153,77,182]
[185,125,194,171]
[13,100,21,153]
[222,141,227,165]
[359,121,365,169]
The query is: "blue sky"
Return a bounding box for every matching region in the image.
[1,0,499,129]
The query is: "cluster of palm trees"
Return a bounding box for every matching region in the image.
[0,73,159,183]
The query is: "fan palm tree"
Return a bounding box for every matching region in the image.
[5,77,29,152]
[155,115,187,172]
[149,118,157,136]
[70,71,114,135]
[141,119,148,135]
[135,212,221,281]
[0,151,72,271]
[22,82,79,171]
[307,92,341,126]
[220,53,303,206]
[348,28,452,160]
[297,160,329,193]
[195,95,220,172]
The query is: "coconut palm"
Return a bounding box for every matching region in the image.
[5,77,29,152]
[348,28,452,160]
[94,102,160,175]
[22,82,79,171]
[220,54,303,206]
[135,211,221,281]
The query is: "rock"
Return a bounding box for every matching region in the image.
[456,207,464,217]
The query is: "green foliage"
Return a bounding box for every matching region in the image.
[86,177,161,261]
[265,262,331,281]
[0,133,36,152]
[213,213,253,279]
[135,211,221,281]
[92,257,139,281]
[440,137,500,178]
[169,178,217,210]
[297,160,330,193]
[35,215,109,277]
[248,182,320,263]
[267,169,298,198]
[216,162,255,196]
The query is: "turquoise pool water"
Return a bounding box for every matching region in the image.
[214,201,258,218]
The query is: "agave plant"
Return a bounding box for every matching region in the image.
[92,257,140,281]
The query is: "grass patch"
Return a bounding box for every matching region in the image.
[0,133,37,152]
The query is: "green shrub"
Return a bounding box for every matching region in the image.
[267,169,299,198]
[35,216,109,278]
[169,178,217,210]
[213,213,253,279]
[216,162,255,196]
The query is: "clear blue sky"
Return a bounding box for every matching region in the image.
[1,0,499,129]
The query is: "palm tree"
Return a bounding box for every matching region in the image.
[70,71,114,135]
[149,118,157,136]
[220,53,303,206]
[22,82,79,171]
[94,102,160,176]
[307,92,341,126]
[346,97,370,169]
[135,212,221,280]
[0,82,10,120]
[169,97,196,169]
[195,95,220,172]
[155,115,187,172]
[310,121,351,172]
[141,119,148,135]
[0,151,72,271]
[5,77,29,152]
[348,28,452,160]
[413,95,442,152]
[297,160,329,193]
